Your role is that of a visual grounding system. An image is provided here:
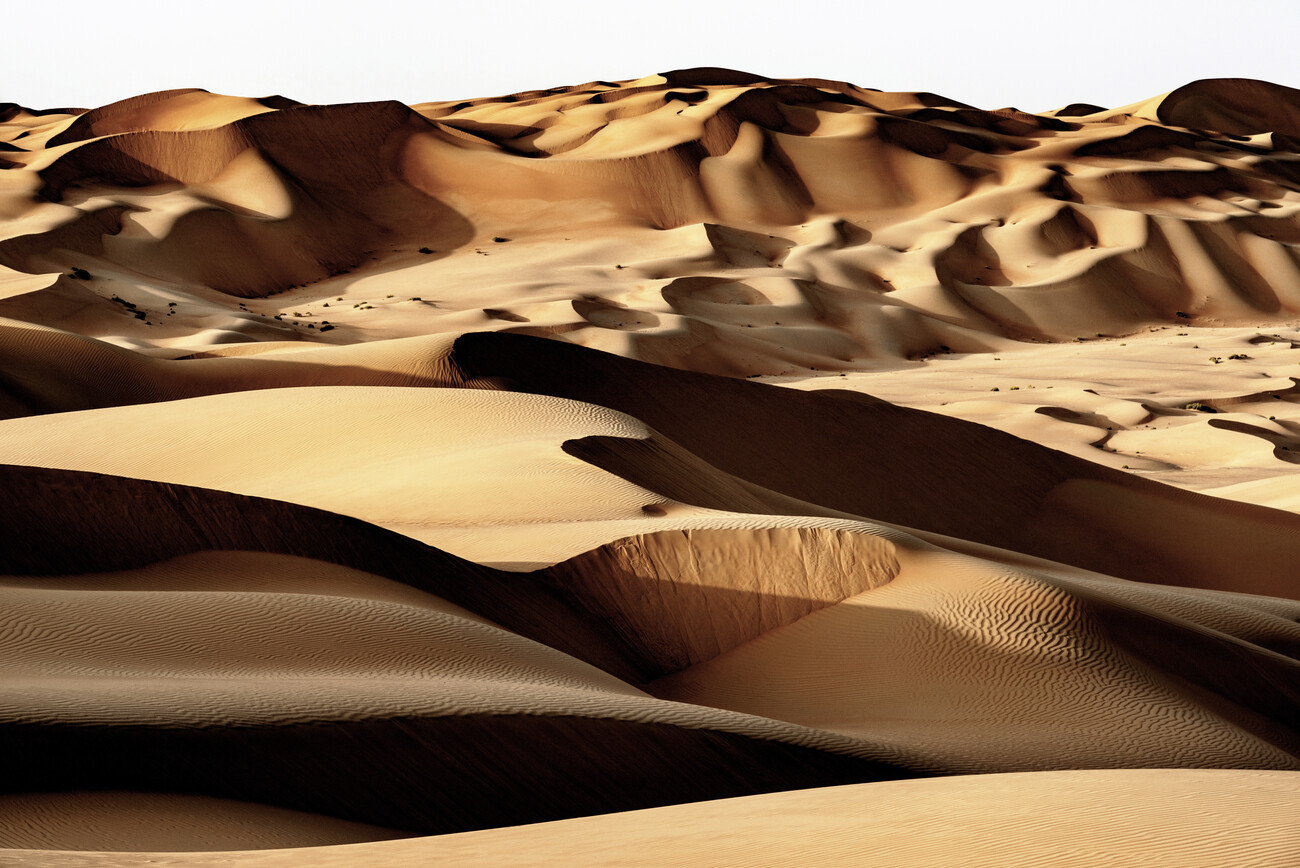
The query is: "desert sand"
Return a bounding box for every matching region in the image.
[0,70,1298,864]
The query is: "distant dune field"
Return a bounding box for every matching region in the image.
[0,70,1298,864]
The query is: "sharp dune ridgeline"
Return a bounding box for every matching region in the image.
[1,69,1299,864]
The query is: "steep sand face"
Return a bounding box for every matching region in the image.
[1146,78,1300,140]
[3,71,1300,862]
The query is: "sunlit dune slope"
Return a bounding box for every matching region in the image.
[29,770,1289,868]
[653,541,1300,771]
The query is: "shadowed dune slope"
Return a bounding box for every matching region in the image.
[4,323,1299,600]
[0,792,411,852]
[539,526,900,677]
[0,462,645,681]
[1152,78,1300,139]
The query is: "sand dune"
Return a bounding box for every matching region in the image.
[446,331,1300,599]
[653,543,1300,771]
[1,477,915,834]
[5,324,1300,596]
[3,70,1300,862]
[21,770,1290,867]
[4,72,1300,366]
[1142,78,1300,140]
[2,461,1294,847]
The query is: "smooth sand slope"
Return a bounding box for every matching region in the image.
[15,770,1292,867]
[2,71,1299,862]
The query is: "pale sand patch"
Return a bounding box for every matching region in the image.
[783,324,1300,493]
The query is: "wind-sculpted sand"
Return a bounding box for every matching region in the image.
[1,70,1298,863]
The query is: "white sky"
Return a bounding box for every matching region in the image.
[7,0,1298,113]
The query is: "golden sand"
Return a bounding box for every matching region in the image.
[0,71,1297,863]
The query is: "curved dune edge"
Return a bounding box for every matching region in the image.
[1149,78,1300,139]
[540,525,900,678]
[7,770,1298,866]
[0,489,923,833]
[0,792,411,852]
[0,461,901,684]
